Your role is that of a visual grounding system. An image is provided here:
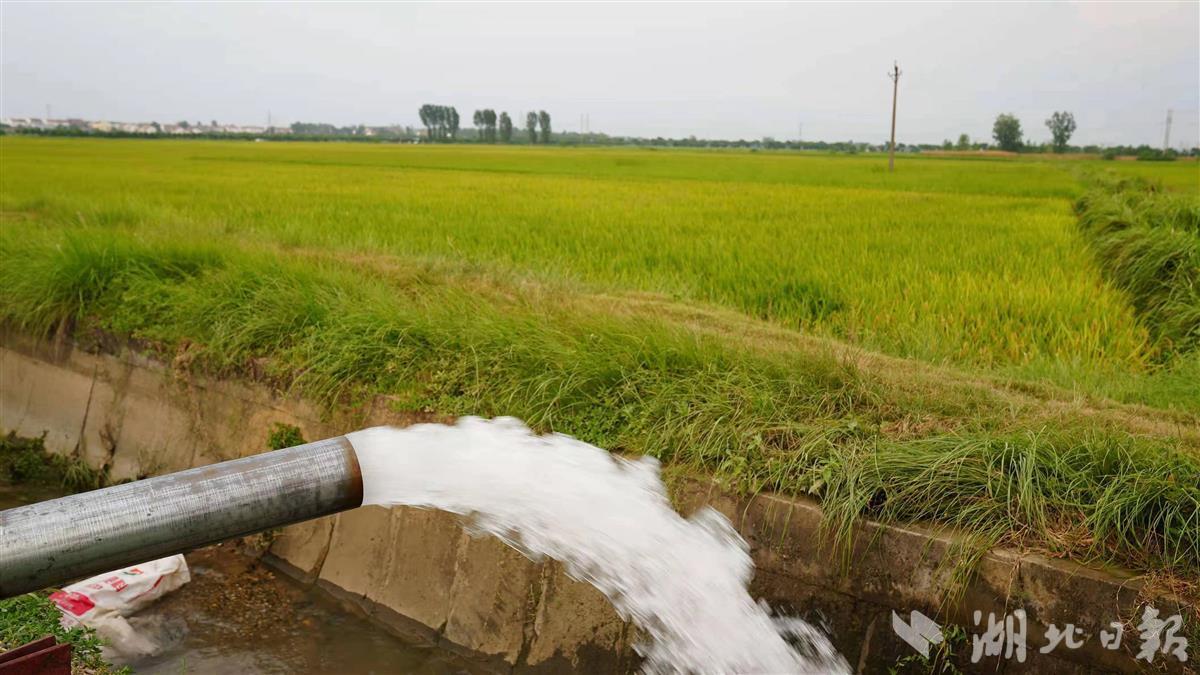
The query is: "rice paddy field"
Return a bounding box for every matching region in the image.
[1,140,1195,388]
[1,136,1198,580]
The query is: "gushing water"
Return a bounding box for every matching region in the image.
[348,418,849,674]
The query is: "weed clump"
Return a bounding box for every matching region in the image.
[1,433,105,492]
[267,423,306,450]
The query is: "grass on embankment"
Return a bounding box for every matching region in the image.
[1,230,1196,586]
[1075,174,1200,357]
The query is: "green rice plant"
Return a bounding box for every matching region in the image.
[0,137,1151,378]
[1097,160,1200,193]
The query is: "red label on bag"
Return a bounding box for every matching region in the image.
[49,591,96,617]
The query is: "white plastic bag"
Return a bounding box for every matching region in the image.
[50,554,190,658]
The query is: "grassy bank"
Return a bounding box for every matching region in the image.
[1,229,1197,583]
[1075,175,1200,357]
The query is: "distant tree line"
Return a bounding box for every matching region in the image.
[987,111,1076,153]
[500,112,513,142]
[968,111,1195,159]
[1101,146,1187,161]
[5,110,1196,159]
[473,109,496,142]
[419,105,551,144]
[12,123,1194,158]
[418,104,461,141]
[289,122,419,140]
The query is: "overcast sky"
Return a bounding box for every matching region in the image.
[2,2,1197,147]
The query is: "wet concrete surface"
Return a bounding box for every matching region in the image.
[121,543,480,674]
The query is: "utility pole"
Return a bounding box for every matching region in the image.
[1163,109,1173,151]
[888,62,901,172]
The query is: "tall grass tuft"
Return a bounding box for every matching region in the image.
[1075,176,1200,356]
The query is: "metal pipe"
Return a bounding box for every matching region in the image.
[0,436,362,598]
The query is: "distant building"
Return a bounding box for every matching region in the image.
[4,117,69,130]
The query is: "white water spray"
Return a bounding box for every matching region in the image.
[348,417,848,674]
